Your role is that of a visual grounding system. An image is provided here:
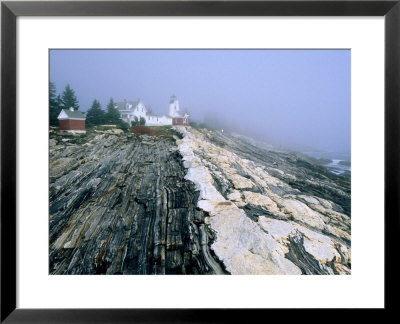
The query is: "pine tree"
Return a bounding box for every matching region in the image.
[86,99,105,126]
[49,82,62,126]
[105,98,121,124]
[49,82,57,106]
[61,84,79,111]
[56,95,62,107]
[131,116,139,126]
[103,97,129,131]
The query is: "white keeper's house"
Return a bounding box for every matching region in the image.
[115,95,189,126]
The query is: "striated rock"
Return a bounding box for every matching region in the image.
[174,126,351,275]
[49,131,227,274]
[50,125,351,275]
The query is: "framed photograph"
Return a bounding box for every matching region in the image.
[1,0,398,322]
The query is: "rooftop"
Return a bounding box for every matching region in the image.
[115,100,140,111]
[61,109,85,119]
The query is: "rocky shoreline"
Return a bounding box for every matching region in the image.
[49,126,351,275]
[174,127,350,275]
[49,129,227,274]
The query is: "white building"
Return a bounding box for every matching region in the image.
[115,95,189,126]
[169,95,181,117]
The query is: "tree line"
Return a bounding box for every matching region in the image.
[50,82,130,131]
[49,82,79,126]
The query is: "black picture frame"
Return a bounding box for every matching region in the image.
[1,0,398,322]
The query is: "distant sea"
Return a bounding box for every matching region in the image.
[302,151,351,175]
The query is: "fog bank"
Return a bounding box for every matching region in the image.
[50,49,350,153]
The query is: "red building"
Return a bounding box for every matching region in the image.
[57,108,86,133]
[172,114,189,126]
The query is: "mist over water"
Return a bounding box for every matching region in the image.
[303,151,351,175]
[50,49,350,154]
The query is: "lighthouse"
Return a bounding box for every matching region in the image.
[169,95,180,117]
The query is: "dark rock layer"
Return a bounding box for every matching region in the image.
[49,131,227,274]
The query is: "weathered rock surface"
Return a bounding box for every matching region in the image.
[49,126,351,275]
[174,127,351,275]
[49,131,227,274]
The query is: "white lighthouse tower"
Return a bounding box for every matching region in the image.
[169,95,180,117]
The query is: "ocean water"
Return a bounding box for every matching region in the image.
[302,151,351,175]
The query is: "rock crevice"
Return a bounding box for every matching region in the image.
[174,127,351,275]
[49,131,227,274]
[50,126,351,275]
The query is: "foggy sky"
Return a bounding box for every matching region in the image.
[50,49,350,153]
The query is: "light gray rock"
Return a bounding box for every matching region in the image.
[174,126,351,275]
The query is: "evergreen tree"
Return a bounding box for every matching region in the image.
[49,82,62,126]
[131,116,139,126]
[86,99,105,126]
[56,94,62,107]
[61,84,79,111]
[117,121,130,133]
[105,98,121,124]
[139,116,146,126]
[49,82,57,106]
[104,97,130,132]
